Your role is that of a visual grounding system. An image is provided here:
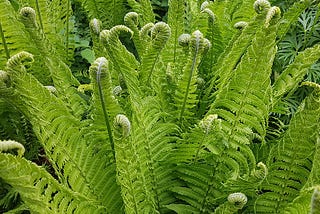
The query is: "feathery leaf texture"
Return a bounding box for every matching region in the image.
[254,84,320,213]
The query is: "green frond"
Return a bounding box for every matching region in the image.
[277,0,310,42]
[161,0,186,65]
[174,30,210,127]
[1,52,124,212]
[254,85,320,213]
[77,0,127,29]
[100,25,141,102]
[207,7,280,148]
[283,189,314,214]
[202,10,268,113]
[114,98,178,213]
[18,0,74,62]
[272,44,320,101]
[0,153,107,213]
[87,57,123,157]
[140,22,170,86]
[126,0,154,26]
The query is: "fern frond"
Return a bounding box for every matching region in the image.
[126,0,154,26]
[2,52,124,212]
[174,30,210,127]
[114,98,178,213]
[161,0,186,65]
[140,22,170,86]
[277,0,310,42]
[254,84,320,213]
[77,0,127,28]
[208,14,279,148]
[0,153,107,213]
[100,25,141,102]
[272,44,320,101]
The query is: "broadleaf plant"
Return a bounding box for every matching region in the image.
[0,0,320,213]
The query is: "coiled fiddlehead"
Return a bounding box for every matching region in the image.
[113,114,131,138]
[227,192,248,208]
[112,86,122,96]
[311,186,320,214]
[6,51,34,70]
[19,7,37,28]
[0,140,25,157]
[252,162,268,179]
[44,86,57,95]
[100,25,133,44]
[199,114,220,134]
[234,21,248,30]
[178,34,191,47]
[265,6,281,28]
[89,57,114,153]
[254,0,271,14]
[200,1,215,21]
[90,18,102,35]
[150,22,171,47]
[124,12,139,28]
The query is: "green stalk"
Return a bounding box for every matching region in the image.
[0,21,10,59]
[35,0,44,30]
[179,37,199,122]
[96,65,115,157]
[65,0,70,58]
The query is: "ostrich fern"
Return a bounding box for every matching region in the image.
[0,0,320,213]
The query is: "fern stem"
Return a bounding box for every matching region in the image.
[96,63,115,157]
[35,0,44,30]
[179,36,199,122]
[65,0,70,58]
[0,21,10,59]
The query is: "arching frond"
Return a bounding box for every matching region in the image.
[254,83,320,213]
[0,153,107,213]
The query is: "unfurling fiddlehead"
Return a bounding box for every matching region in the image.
[113,114,131,138]
[311,186,320,214]
[44,85,57,95]
[227,192,248,209]
[252,162,268,179]
[178,30,211,123]
[254,0,271,14]
[19,7,37,28]
[112,86,122,96]
[199,114,220,134]
[89,57,114,152]
[200,1,215,21]
[265,6,281,28]
[100,25,133,43]
[6,51,34,69]
[234,21,248,30]
[178,34,191,47]
[124,12,139,28]
[0,140,25,157]
[90,18,102,35]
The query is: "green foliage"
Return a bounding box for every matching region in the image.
[0,0,320,213]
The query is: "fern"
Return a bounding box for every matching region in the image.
[254,83,320,213]
[0,153,107,213]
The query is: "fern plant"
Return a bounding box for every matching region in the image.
[0,0,320,213]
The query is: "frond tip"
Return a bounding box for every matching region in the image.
[265,6,281,28]
[6,51,34,69]
[178,34,191,47]
[254,0,271,14]
[0,140,25,157]
[124,12,139,27]
[114,114,131,138]
[234,21,248,30]
[90,18,102,35]
[227,192,248,209]
[19,7,37,27]
[311,186,320,214]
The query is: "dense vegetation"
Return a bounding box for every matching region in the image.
[0,0,320,213]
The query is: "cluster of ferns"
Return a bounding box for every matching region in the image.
[0,0,320,213]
